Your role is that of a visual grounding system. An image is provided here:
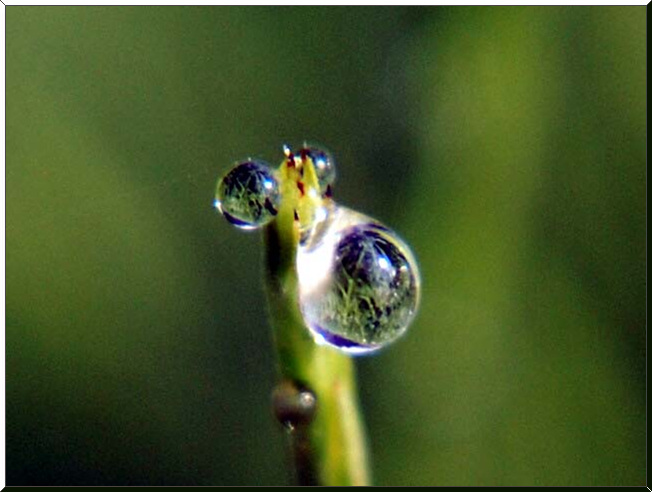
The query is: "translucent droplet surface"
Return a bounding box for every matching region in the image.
[215,160,280,230]
[297,205,420,354]
[301,145,335,194]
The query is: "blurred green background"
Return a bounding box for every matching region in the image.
[5,6,645,486]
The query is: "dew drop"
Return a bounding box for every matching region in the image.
[297,205,420,354]
[272,380,317,431]
[301,145,336,195]
[215,160,280,230]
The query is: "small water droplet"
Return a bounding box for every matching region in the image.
[301,145,336,195]
[272,381,317,431]
[215,160,280,230]
[297,205,420,354]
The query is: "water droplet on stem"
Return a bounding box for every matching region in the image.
[215,160,280,230]
[272,380,318,431]
[297,205,420,354]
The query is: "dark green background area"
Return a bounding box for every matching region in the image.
[5,6,645,486]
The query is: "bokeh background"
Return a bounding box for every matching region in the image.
[5,6,645,486]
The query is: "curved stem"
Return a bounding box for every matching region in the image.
[264,151,370,486]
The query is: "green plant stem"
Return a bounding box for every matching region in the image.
[264,155,370,486]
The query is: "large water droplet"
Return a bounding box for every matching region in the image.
[214,160,280,230]
[297,205,420,354]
